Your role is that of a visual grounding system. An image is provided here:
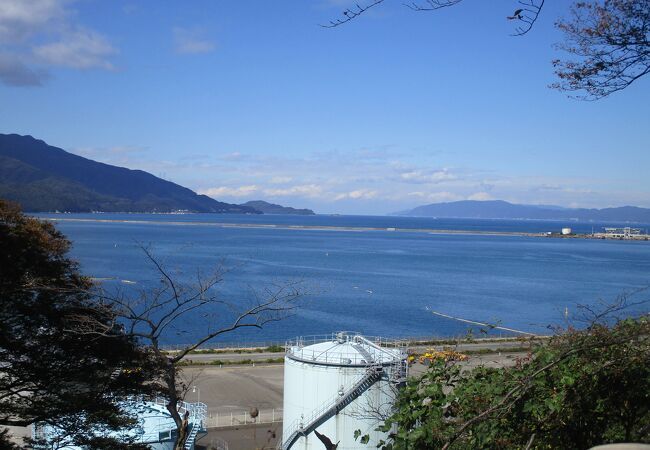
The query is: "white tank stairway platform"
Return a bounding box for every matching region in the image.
[280,365,384,450]
[179,400,207,450]
[184,422,201,450]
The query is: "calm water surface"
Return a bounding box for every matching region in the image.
[38,214,650,344]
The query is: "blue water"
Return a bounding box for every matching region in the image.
[38,213,650,344]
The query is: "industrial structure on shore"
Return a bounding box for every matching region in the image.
[33,398,207,450]
[597,227,647,239]
[280,332,408,450]
[546,226,649,240]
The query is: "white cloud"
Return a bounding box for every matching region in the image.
[72,145,147,159]
[334,189,378,201]
[407,191,461,203]
[173,27,216,55]
[200,185,259,198]
[264,184,324,198]
[0,0,118,86]
[468,191,494,201]
[219,151,244,161]
[0,52,48,86]
[33,28,117,69]
[270,176,293,184]
[84,143,640,213]
[532,184,595,195]
[398,168,456,184]
[0,0,68,41]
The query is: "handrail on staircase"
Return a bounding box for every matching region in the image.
[279,365,383,450]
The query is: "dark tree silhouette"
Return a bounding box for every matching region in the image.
[0,200,158,450]
[314,429,339,450]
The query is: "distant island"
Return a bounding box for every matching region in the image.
[393,200,650,223]
[0,133,258,214]
[240,200,315,215]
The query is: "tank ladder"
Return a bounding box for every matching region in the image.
[280,365,383,450]
[184,422,201,449]
[179,401,207,450]
[351,343,375,364]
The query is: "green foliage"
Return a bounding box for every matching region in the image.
[0,199,159,449]
[381,315,650,449]
[265,344,286,353]
[354,429,371,444]
[187,343,284,354]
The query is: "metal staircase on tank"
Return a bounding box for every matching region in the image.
[184,421,204,449]
[180,401,207,450]
[351,343,376,364]
[279,365,384,450]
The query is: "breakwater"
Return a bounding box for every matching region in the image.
[44,217,649,241]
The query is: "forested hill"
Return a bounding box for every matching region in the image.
[0,134,258,213]
[240,200,315,215]
[394,200,650,223]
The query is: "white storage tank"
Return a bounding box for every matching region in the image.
[281,332,407,450]
[561,227,573,235]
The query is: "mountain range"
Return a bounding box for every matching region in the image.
[394,200,650,223]
[0,134,254,213]
[240,200,315,215]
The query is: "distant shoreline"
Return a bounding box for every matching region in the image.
[43,217,650,241]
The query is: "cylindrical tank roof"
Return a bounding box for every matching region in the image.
[285,332,406,367]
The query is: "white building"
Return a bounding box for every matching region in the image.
[33,398,206,450]
[602,227,643,239]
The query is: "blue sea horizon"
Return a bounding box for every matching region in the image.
[37,213,650,345]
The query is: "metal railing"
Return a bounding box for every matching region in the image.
[208,437,230,450]
[279,365,383,450]
[32,397,208,448]
[149,397,207,449]
[203,408,284,428]
[285,332,408,366]
[286,332,408,350]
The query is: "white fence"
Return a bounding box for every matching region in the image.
[204,408,283,428]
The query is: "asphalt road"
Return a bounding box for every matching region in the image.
[179,338,541,365]
[181,350,526,416]
[187,350,527,449]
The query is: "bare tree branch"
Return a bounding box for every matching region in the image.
[321,0,546,36]
[552,0,650,99]
[509,0,545,36]
[86,247,307,450]
[404,0,463,11]
[320,0,386,28]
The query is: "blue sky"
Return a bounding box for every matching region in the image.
[1,0,648,214]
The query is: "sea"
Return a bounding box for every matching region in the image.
[36,213,650,345]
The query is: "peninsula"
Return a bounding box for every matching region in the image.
[0,134,258,214]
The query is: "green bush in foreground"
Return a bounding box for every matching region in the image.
[377,315,650,449]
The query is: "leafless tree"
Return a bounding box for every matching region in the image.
[95,245,305,450]
[552,0,650,100]
[322,0,650,100]
[321,0,545,36]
